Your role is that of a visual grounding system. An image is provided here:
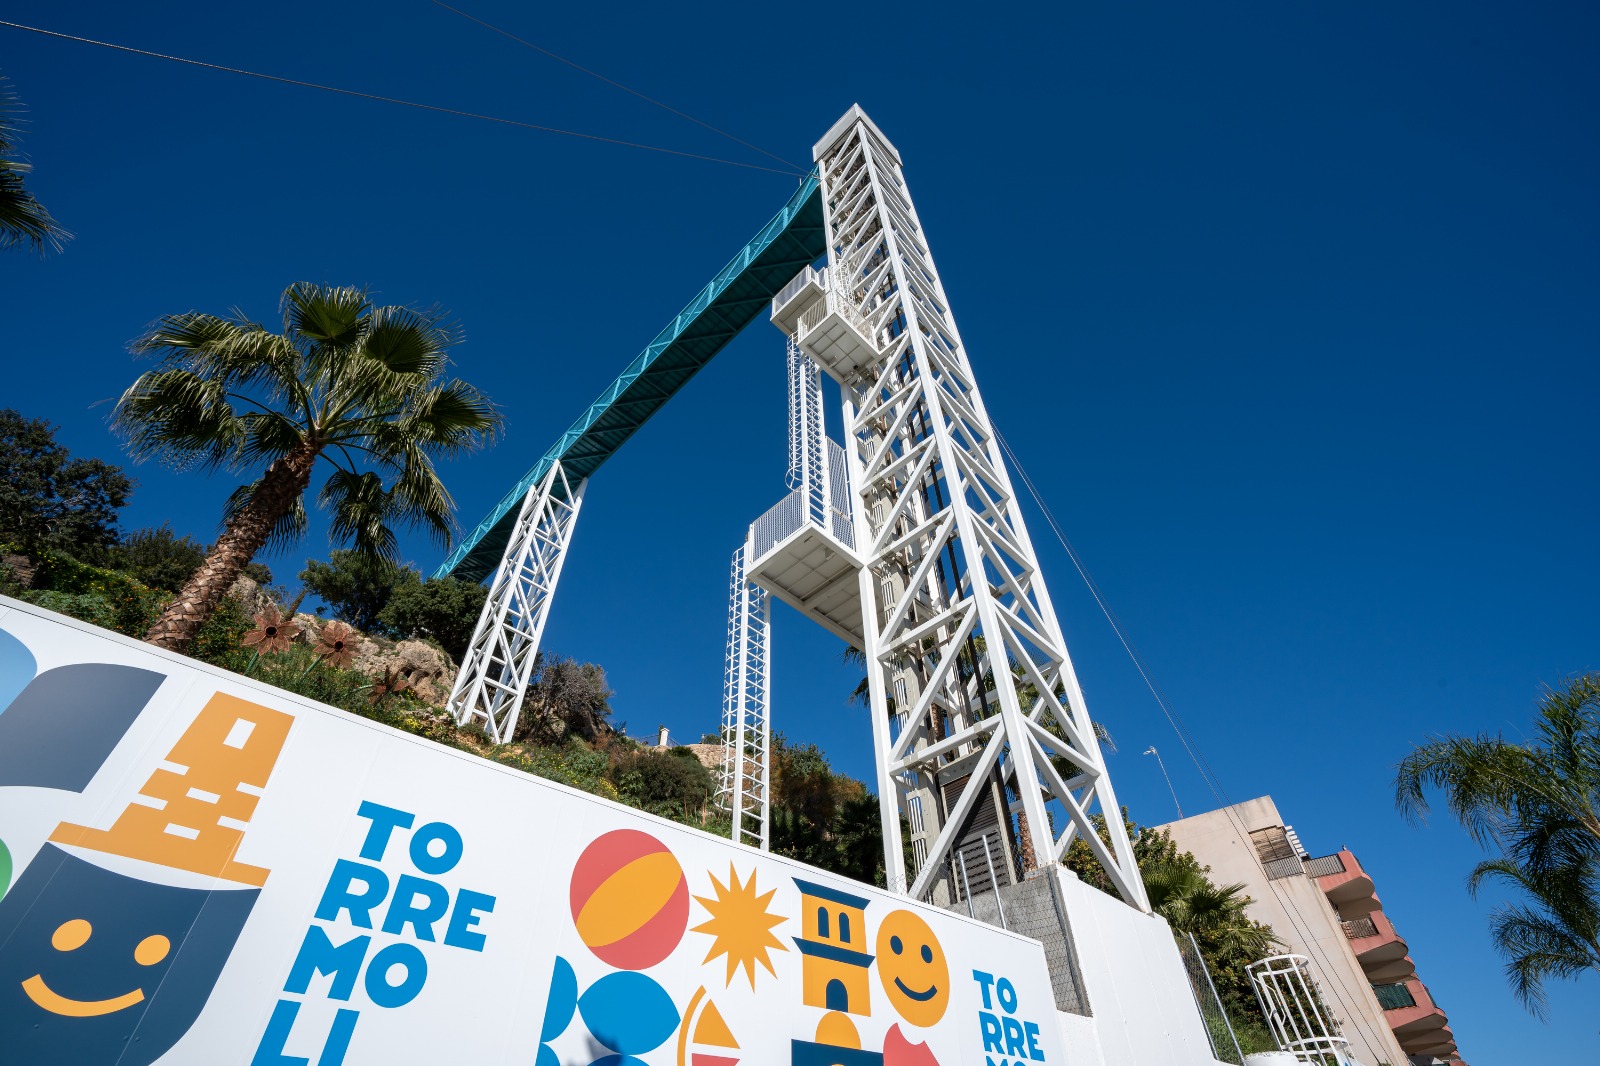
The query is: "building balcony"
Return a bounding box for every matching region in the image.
[1315,847,1379,917]
[1376,978,1458,1059]
[1345,908,1411,972]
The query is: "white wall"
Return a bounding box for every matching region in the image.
[1052,868,1232,1066]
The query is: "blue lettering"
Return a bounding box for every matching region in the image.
[1025,1020,1045,1061]
[364,942,428,1008]
[382,875,450,941]
[972,969,997,1009]
[980,1011,1004,1052]
[251,999,311,1066]
[251,1000,359,1066]
[355,801,415,861]
[284,925,371,1000]
[997,977,1018,1014]
[408,821,463,875]
[315,860,389,928]
[444,889,496,951]
[1002,1016,1026,1056]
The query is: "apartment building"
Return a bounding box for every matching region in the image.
[1153,796,1465,1066]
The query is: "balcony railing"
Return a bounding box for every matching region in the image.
[775,265,825,310]
[1261,855,1305,881]
[1303,853,1346,878]
[1342,917,1379,939]
[1372,982,1416,1010]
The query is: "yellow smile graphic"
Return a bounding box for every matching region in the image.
[21,974,145,1017]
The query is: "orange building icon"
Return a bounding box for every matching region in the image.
[793,879,873,1016]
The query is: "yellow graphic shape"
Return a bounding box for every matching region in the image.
[51,919,91,951]
[691,864,787,988]
[22,975,144,1018]
[815,1011,860,1049]
[576,851,684,948]
[693,1000,739,1048]
[876,909,950,1028]
[52,692,294,887]
[134,935,171,966]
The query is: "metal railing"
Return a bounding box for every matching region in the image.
[1262,855,1306,880]
[773,265,825,314]
[748,490,804,560]
[1372,982,1416,1010]
[797,287,875,349]
[1302,853,1346,878]
[1342,917,1379,939]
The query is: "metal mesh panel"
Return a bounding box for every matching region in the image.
[1174,931,1244,1065]
[943,870,1091,1016]
[1302,853,1346,878]
[1262,855,1307,880]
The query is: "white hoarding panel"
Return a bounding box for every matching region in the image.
[0,601,1064,1066]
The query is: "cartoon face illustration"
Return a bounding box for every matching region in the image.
[875,910,949,1028]
[0,844,257,1066]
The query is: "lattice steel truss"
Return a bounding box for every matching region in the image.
[447,461,585,744]
[813,108,1148,907]
[716,544,771,849]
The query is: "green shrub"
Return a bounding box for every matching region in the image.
[106,526,207,592]
[378,572,486,661]
[300,550,402,632]
[611,748,713,818]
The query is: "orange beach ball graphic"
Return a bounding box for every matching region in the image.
[569,829,688,970]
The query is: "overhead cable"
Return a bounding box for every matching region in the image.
[0,19,798,176]
[996,427,1398,1058]
[428,0,805,175]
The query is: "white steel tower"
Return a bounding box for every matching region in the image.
[776,107,1148,907]
[715,544,771,850]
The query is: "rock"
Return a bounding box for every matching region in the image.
[683,743,729,773]
[225,575,278,617]
[2,552,37,590]
[353,638,457,707]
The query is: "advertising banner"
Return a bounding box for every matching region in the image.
[0,601,1066,1065]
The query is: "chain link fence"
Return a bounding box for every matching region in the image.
[1174,930,1245,1064]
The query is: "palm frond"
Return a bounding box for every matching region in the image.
[0,76,70,255]
[220,479,307,555]
[112,368,245,471]
[320,469,400,562]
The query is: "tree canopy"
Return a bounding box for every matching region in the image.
[0,409,131,559]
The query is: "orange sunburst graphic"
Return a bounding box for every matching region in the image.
[690,864,787,988]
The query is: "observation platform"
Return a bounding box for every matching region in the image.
[772,264,882,385]
[743,441,863,645]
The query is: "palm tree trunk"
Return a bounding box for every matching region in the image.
[144,443,318,651]
[1016,805,1039,873]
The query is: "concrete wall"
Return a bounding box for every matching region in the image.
[1050,868,1231,1066]
[1155,798,1411,1066]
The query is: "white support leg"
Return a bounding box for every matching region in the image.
[807,107,1150,910]
[716,544,772,850]
[447,461,585,745]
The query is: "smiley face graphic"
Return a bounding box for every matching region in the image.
[875,909,949,1028]
[0,844,257,1066]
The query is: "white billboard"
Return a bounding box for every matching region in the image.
[0,599,1066,1066]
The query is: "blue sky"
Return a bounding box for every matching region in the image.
[3,2,1597,1060]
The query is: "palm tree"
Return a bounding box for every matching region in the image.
[114,283,501,651]
[1396,672,1600,1014]
[0,74,70,254]
[1143,857,1282,961]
